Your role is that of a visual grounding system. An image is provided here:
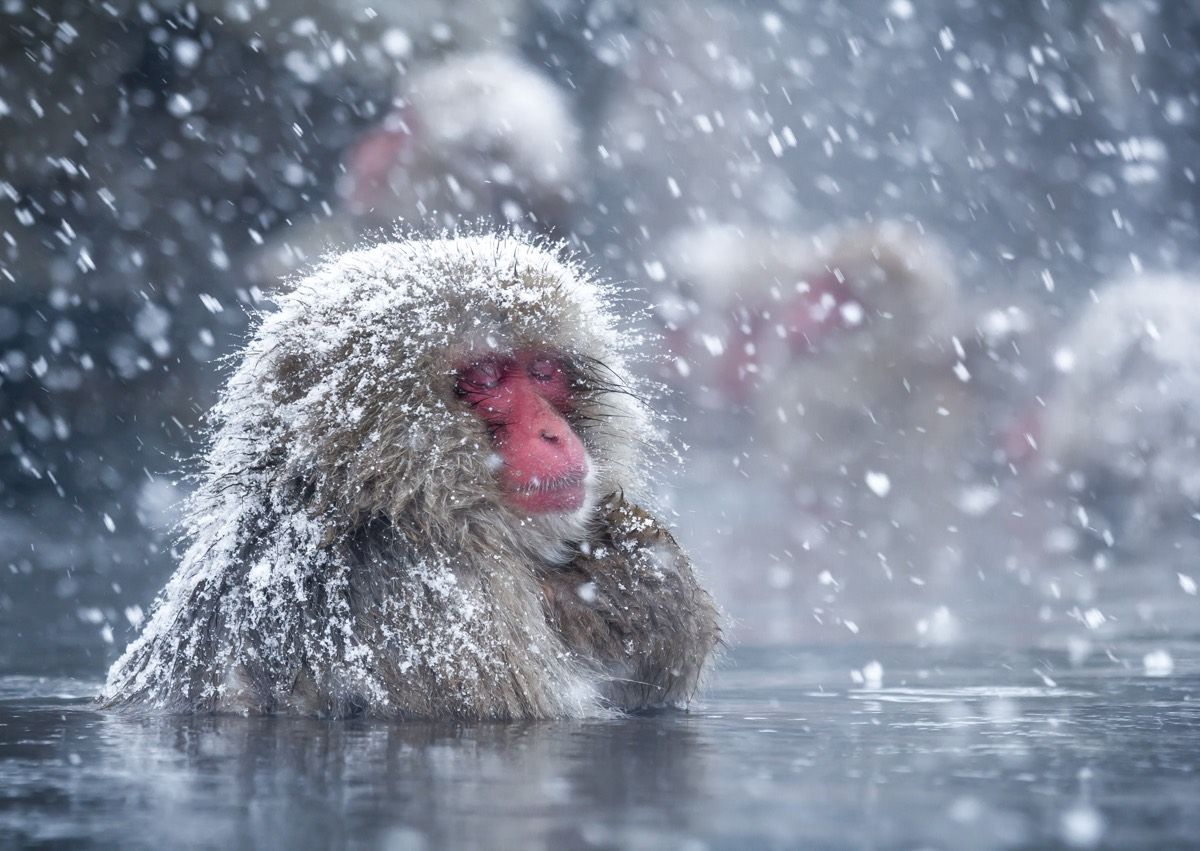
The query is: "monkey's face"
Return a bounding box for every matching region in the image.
[693,271,865,402]
[777,271,866,355]
[456,350,591,515]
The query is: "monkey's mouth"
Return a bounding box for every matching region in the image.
[506,468,589,513]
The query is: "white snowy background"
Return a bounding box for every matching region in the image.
[1,0,1198,674]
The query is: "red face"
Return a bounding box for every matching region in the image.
[780,271,865,353]
[339,109,414,214]
[455,351,589,514]
[675,273,865,403]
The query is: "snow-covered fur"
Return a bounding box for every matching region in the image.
[1040,275,1200,553]
[102,234,718,719]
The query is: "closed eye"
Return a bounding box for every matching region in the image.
[528,357,559,382]
[455,358,506,394]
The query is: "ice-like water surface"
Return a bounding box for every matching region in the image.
[2,644,1197,849]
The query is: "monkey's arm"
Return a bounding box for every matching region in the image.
[542,496,720,711]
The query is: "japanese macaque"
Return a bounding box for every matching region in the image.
[340,52,581,229]
[102,234,718,719]
[664,222,966,476]
[252,52,581,282]
[661,221,1050,578]
[1038,275,1200,559]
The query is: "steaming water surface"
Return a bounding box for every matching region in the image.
[2,644,1197,849]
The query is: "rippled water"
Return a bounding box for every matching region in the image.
[2,643,1198,849]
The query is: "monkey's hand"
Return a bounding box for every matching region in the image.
[542,495,720,711]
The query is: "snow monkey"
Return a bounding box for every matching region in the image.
[1038,275,1200,559]
[663,222,966,470]
[251,52,582,283]
[660,221,1048,574]
[339,52,581,231]
[102,234,719,719]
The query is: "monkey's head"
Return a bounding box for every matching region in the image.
[660,221,960,403]
[214,233,656,563]
[339,52,581,231]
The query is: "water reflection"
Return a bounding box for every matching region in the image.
[3,644,1199,849]
[5,698,710,849]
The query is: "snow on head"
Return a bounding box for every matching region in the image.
[227,233,651,525]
